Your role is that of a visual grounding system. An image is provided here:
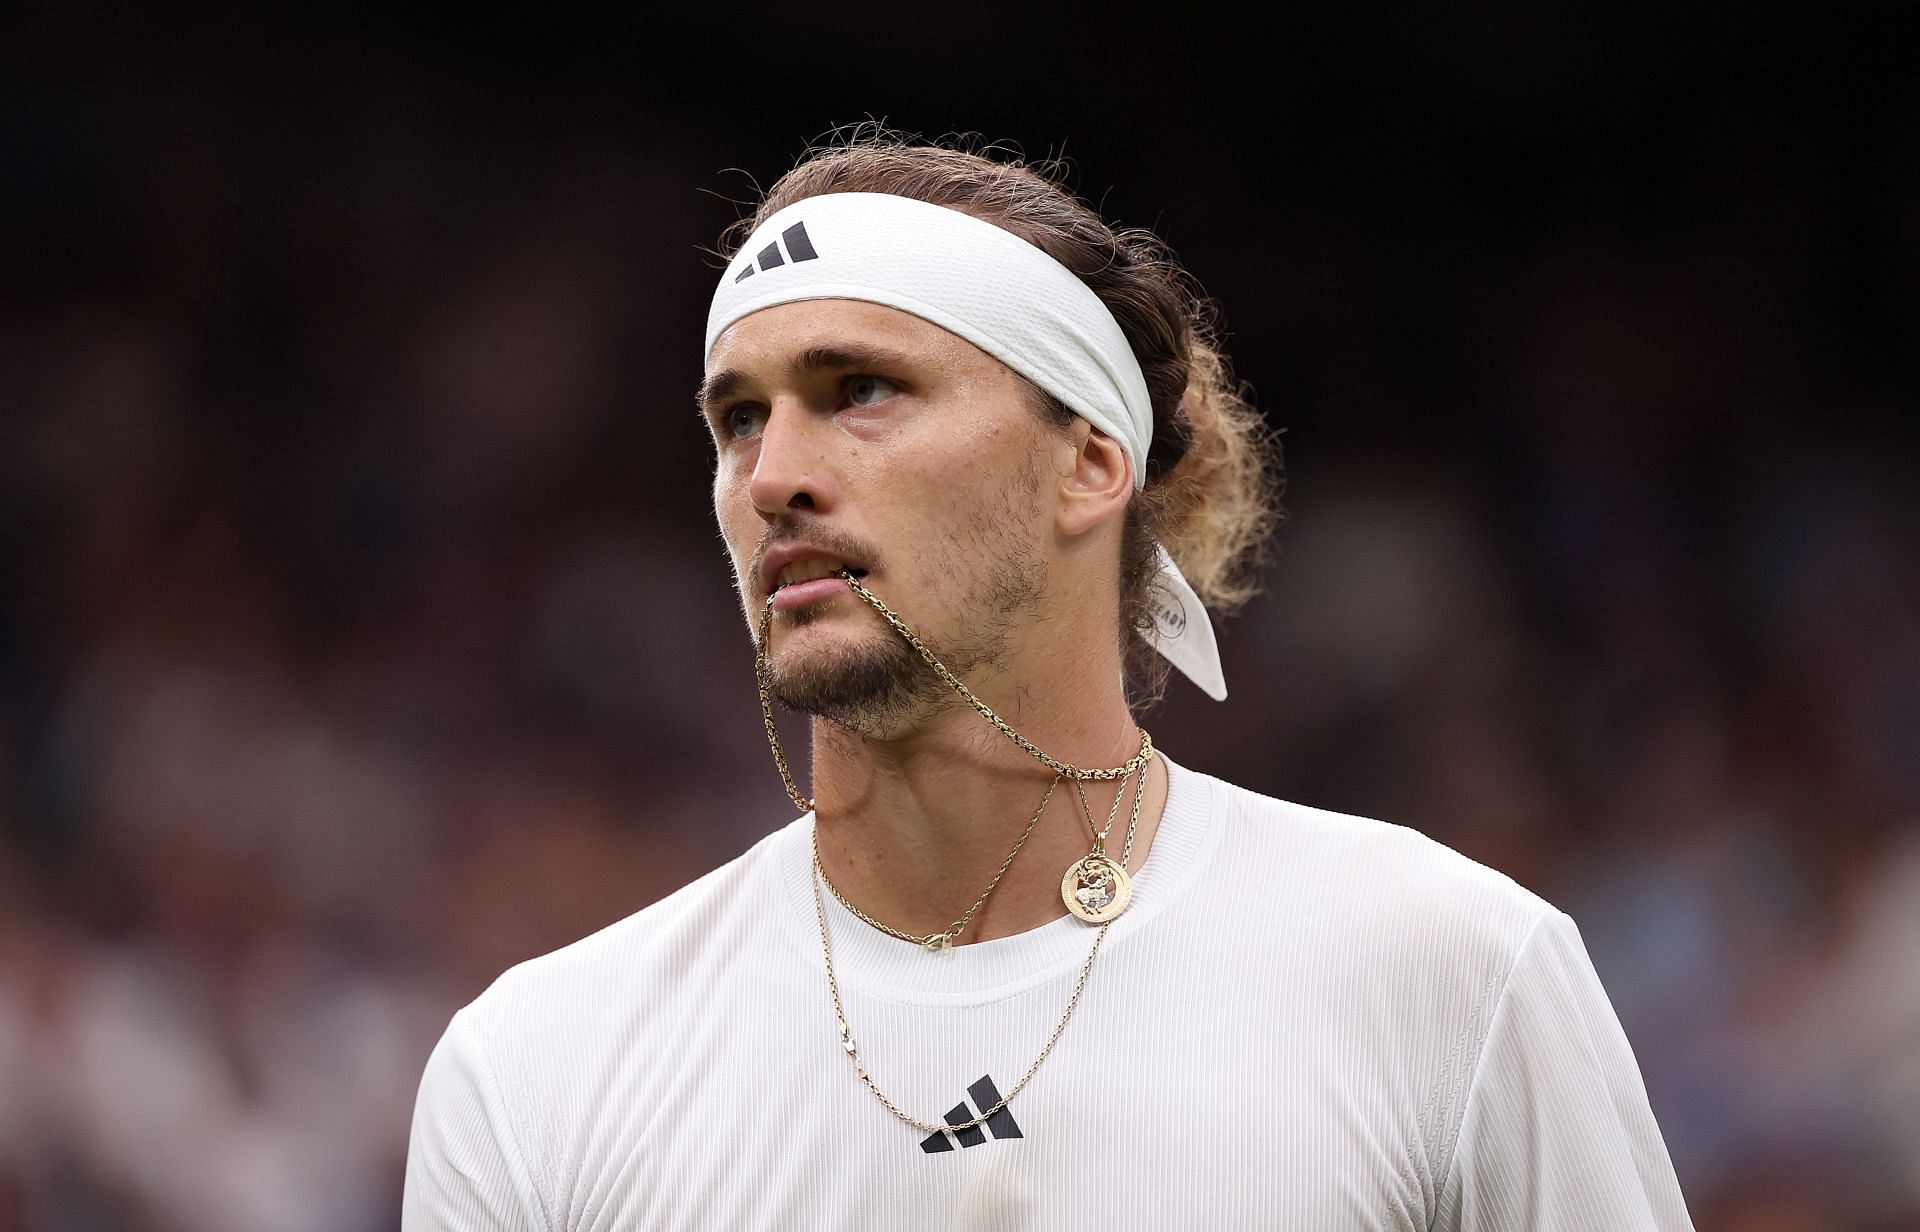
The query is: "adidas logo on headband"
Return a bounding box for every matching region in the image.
[733,221,820,282]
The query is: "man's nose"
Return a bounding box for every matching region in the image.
[748,400,832,517]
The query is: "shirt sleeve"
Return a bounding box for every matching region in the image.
[402,1005,551,1232]
[1435,910,1695,1231]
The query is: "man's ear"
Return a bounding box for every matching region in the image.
[1055,421,1133,538]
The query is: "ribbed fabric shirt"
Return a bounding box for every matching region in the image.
[404,755,1694,1230]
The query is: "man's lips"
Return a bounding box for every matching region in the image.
[770,575,851,611]
[757,541,871,605]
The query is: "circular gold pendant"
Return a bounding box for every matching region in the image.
[1061,853,1132,923]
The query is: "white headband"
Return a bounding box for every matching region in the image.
[705,191,1227,701]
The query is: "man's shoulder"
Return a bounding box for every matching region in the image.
[1191,769,1568,1130]
[457,816,803,1046]
[1199,769,1559,968]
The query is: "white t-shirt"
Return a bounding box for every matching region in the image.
[404,756,1694,1230]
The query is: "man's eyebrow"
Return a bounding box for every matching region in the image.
[696,342,917,416]
[696,369,746,417]
[789,343,915,376]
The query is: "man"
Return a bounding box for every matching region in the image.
[403,139,1694,1229]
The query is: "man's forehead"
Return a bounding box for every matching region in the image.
[704,298,981,375]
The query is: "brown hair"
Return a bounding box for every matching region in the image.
[724,131,1284,704]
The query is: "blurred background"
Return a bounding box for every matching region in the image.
[0,7,1915,1229]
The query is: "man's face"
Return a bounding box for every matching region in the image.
[702,299,1061,732]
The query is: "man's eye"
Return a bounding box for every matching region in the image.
[847,376,897,407]
[723,406,766,439]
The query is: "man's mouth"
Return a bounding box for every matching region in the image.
[767,557,869,611]
[774,560,865,590]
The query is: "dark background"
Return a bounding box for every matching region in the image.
[1,8,1915,1228]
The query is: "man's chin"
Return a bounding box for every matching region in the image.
[765,631,937,732]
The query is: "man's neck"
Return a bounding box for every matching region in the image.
[807,673,1169,945]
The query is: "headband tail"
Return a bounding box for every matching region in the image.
[1144,545,1228,701]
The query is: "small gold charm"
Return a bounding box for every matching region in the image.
[1061,853,1132,923]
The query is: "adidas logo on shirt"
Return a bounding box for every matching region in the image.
[918,1075,1023,1154]
[733,221,820,282]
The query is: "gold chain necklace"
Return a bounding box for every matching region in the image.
[811,758,1149,1134]
[813,772,1064,951]
[753,571,1158,1135]
[1072,773,1132,858]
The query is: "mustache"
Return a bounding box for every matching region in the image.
[746,518,883,596]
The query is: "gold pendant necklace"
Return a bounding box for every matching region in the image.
[1061,853,1133,923]
[1061,765,1141,923]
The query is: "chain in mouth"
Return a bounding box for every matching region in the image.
[772,563,868,594]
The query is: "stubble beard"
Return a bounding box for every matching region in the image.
[766,618,935,735]
[764,503,1048,740]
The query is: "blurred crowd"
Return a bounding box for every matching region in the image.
[2,23,1917,1231]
